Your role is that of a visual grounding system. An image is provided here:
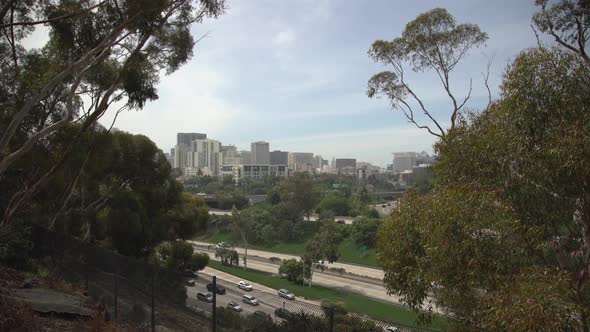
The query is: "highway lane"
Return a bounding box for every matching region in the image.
[189,240,385,280]
[185,268,327,323]
[190,244,442,314]
[209,210,355,224]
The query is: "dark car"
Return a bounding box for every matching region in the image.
[206,283,226,295]
[185,279,196,287]
[254,310,271,320]
[336,219,346,224]
[274,308,292,319]
[197,292,213,303]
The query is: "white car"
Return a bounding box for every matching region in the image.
[238,280,253,291]
[278,288,295,300]
[242,294,259,306]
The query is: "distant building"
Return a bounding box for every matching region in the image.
[251,141,270,165]
[239,150,252,164]
[221,145,239,165]
[335,158,356,170]
[270,150,289,165]
[220,164,289,183]
[288,152,314,172]
[189,139,222,176]
[393,152,417,172]
[177,132,206,147]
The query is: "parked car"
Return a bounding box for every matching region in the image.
[185,279,196,287]
[385,327,400,332]
[274,308,292,319]
[227,301,243,312]
[238,280,253,291]
[242,294,259,305]
[254,310,271,320]
[206,283,226,295]
[336,219,345,224]
[382,204,386,208]
[278,288,295,300]
[196,292,213,303]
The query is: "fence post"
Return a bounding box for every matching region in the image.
[328,306,334,332]
[113,273,118,320]
[212,276,217,332]
[151,270,155,332]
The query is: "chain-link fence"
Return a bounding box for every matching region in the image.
[30,225,425,332]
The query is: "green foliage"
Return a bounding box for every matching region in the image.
[153,240,209,272]
[317,193,350,216]
[0,222,32,269]
[278,258,304,284]
[165,192,209,239]
[351,217,382,248]
[378,46,590,330]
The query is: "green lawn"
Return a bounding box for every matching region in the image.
[196,232,380,267]
[207,261,446,331]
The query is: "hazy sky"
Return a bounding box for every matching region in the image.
[97,0,540,166]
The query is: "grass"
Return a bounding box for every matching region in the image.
[208,260,446,331]
[196,231,381,267]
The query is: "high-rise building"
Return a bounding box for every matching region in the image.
[270,150,289,165]
[174,144,190,169]
[239,150,252,164]
[288,152,315,172]
[189,139,222,176]
[221,145,239,165]
[177,132,206,147]
[335,158,356,170]
[393,152,417,172]
[251,141,270,165]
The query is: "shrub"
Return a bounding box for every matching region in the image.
[0,221,32,269]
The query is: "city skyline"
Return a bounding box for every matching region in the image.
[95,1,540,166]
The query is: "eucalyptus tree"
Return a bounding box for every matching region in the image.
[0,0,226,225]
[367,8,488,139]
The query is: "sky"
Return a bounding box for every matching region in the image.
[94,0,539,167]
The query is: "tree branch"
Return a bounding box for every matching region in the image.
[0,1,107,29]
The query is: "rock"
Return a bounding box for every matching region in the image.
[4,288,93,317]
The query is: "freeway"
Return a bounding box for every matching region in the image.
[190,240,385,280]
[208,209,355,224]
[186,267,408,331]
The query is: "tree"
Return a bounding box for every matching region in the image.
[303,222,342,287]
[317,193,350,216]
[377,47,590,330]
[215,247,239,266]
[367,8,488,139]
[351,217,381,249]
[533,0,590,66]
[166,192,209,239]
[278,259,304,284]
[232,205,251,269]
[154,240,209,272]
[0,0,227,225]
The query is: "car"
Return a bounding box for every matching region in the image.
[274,308,292,319]
[317,259,325,265]
[242,294,259,305]
[238,280,253,291]
[385,327,400,332]
[227,301,243,312]
[278,288,295,300]
[185,279,196,287]
[382,204,386,208]
[253,310,271,320]
[206,283,226,295]
[336,219,345,224]
[196,292,213,303]
[217,242,231,248]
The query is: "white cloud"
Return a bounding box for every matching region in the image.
[273,29,295,46]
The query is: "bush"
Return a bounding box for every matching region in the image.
[278,259,303,284]
[0,221,32,269]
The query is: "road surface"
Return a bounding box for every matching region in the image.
[190,240,385,280]
[209,210,355,224]
[186,267,409,331]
